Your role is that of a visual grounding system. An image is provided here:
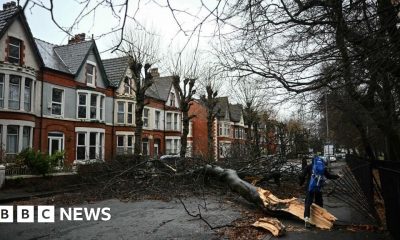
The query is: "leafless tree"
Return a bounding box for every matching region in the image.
[119,28,160,158]
[169,52,198,159]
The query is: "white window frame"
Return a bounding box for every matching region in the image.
[174,113,178,130]
[0,121,34,158]
[127,102,134,124]
[76,90,105,121]
[51,87,64,116]
[8,75,21,110]
[143,108,149,128]
[75,127,105,161]
[169,92,175,107]
[154,110,161,130]
[117,101,125,124]
[86,61,96,87]
[166,112,172,130]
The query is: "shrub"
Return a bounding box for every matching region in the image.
[48,150,65,168]
[18,148,50,175]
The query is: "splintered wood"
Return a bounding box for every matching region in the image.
[252,217,286,236]
[257,188,337,230]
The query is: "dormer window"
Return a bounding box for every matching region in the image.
[8,37,21,64]
[86,62,96,87]
[124,77,132,95]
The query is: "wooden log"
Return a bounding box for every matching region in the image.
[252,217,286,236]
[204,164,337,231]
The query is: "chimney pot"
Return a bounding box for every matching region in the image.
[3,1,16,10]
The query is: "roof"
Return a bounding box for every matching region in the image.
[214,97,230,118]
[229,104,243,122]
[0,5,18,35]
[147,76,174,101]
[102,56,130,87]
[35,39,70,73]
[53,40,94,74]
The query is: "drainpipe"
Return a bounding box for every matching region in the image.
[39,71,44,152]
[163,101,166,155]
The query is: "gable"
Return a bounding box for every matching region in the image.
[75,47,108,88]
[166,85,179,108]
[0,14,41,70]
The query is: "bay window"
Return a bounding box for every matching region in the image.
[174,113,178,130]
[117,135,124,155]
[116,134,134,155]
[76,129,104,161]
[77,91,105,121]
[22,126,30,150]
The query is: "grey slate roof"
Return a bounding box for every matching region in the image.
[214,97,229,118]
[229,104,243,122]
[54,40,94,74]
[0,6,18,34]
[102,56,129,87]
[148,76,174,101]
[35,39,70,74]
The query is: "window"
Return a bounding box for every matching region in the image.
[174,139,179,154]
[127,136,134,154]
[117,136,124,155]
[143,108,149,127]
[51,88,63,115]
[219,123,223,136]
[86,63,96,86]
[0,74,4,108]
[90,94,98,119]
[124,77,132,95]
[76,133,86,160]
[116,135,134,155]
[22,126,31,150]
[89,132,97,159]
[100,96,104,121]
[24,79,32,111]
[166,113,172,130]
[154,110,161,129]
[166,139,172,154]
[0,125,2,149]
[76,130,104,161]
[127,103,133,124]
[142,138,149,155]
[174,113,178,130]
[9,75,20,110]
[169,92,175,106]
[8,37,21,64]
[77,91,104,121]
[117,102,125,123]
[6,125,18,156]
[78,93,87,118]
[48,132,64,155]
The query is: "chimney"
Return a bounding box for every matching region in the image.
[3,1,16,10]
[68,33,86,44]
[150,68,160,77]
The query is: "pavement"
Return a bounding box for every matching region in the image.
[0,160,392,239]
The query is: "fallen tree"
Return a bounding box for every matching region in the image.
[203,164,337,236]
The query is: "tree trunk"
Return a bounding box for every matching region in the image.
[203,165,337,231]
[207,113,215,162]
[180,110,189,158]
[134,101,144,158]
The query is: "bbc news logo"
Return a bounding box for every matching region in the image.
[0,206,111,223]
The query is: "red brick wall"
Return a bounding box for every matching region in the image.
[188,101,210,157]
[40,118,113,165]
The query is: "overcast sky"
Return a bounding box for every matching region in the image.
[12,0,306,120]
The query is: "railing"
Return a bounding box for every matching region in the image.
[4,164,73,176]
[373,160,400,240]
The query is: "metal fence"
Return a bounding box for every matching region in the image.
[373,160,400,240]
